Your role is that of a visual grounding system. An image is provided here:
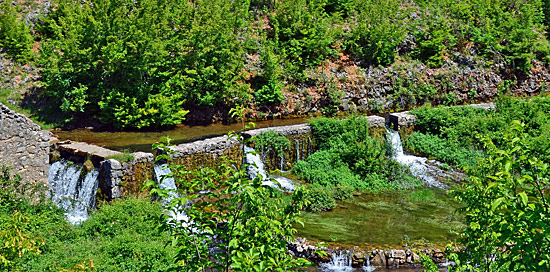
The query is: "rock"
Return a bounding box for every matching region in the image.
[370,250,387,267]
[390,249,406,264]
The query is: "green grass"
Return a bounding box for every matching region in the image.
[106,151,135,162]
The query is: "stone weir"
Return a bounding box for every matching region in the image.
[289,237,451,270]
[51,115,387,200]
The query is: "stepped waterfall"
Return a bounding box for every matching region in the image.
[244,145,295,192]
[49,160,99,225]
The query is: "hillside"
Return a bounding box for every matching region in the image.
[1,0,549,129]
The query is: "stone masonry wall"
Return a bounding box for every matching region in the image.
[0,102,50,184]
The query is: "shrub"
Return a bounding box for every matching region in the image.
[0,1,34,61]
[293,150,362,189]
[303,184,336,212]
[405,132,482,169]
[347,0,406,65]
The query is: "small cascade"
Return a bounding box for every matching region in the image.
[244,146,295,192]
[153,163,189,224]
[362,254,376,272]
[295,139,300,161]
[280,154,284,171]
[307,136,312,157]
[49,160,99,225]
[319,251,355,272]
[386,128,458,189]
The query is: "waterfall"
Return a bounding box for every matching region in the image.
[153,163,189,225]
[307,136,312,157]
[362,254,376,272]
[244,146,295,192]
[280,154,284,171]
[49,160,99,225]
[320,251,355,272]
[386,128,454,189]
[295,139,300,161]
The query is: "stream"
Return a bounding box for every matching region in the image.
[53,117,309,152]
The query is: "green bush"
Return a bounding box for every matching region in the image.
[293,150,362,188]
[254,130,291,161]
[0,1,34,61]
[303,183,337,212]
[405,132,482,169]
[270,0,339,77]
[347,0,406,65]
[40,0,248,129]
[24,197,177,271]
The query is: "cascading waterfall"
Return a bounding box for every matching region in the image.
[153,163,189,225]
[319,251,355,272]
[307,136,312,157]
[49,160,99,225]
[244,146,295,192]
[294,139,300,161]
[362,254,376,272]
[386,128,459,189]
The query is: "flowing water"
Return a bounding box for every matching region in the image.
[49,160,99,224]
[309,250,443,272]
[386,128,463,189]
[153,163,189,224]
[244,145,296,192]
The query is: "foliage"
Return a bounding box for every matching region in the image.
[270,0,339,78]
[450,121,550,271]
[295,117,423,211]
[347,0,406,65]
[254,130,290,159]
[0,211,44,270]
[23,197,177,271]
[302,183,336,212]
[146,132,308,271]
[39,0,252,129]
[405,132,482,169]
[0,1,34,61]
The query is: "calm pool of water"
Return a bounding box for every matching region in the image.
[52,117,309,152]
[297,189,464,248]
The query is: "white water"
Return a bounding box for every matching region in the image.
[153,163,190,225]
[49,160,99,225]
[244,146,295,192]
[320,251,355,272]
[362,255,376,272]
[387,129,458,189]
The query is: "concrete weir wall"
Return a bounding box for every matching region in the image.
[0,103,50,184]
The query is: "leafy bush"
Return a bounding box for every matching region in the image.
[40,0,248,129]
[270,0,339,77]
[293,150,362,189]
[347,0,406,65]
[405,132,482,169]
[254,130,290,158]
[24,197,177,271]
[303,183,337,212]
[145,133,308,271]
[450,122,550,271]
[0,1,34,61]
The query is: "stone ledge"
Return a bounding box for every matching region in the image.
[56,141,122,166]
